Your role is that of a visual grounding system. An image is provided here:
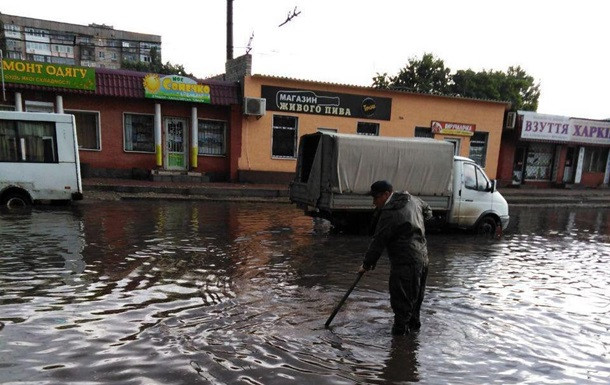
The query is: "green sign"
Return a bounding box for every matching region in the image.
[168,153,185,168]
[143,74,211,103]
[2,59,96,90]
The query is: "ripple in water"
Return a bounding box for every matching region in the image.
[0,203,608,384]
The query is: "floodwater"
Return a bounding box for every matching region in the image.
[0,201,608,385]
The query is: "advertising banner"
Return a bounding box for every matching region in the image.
[2,59,96,90]
[431,120,476,136]
[143,74,211,103]
[520,111,610,145]
[262,85,392,120]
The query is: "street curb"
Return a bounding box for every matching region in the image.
[85,184,289,199]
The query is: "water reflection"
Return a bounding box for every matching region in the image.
[0,202,609,384]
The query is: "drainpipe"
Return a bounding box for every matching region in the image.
[56,95,64,113]
[155,103,162,168]
[191,106,198,169]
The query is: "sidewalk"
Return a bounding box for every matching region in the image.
[81,177,610,206]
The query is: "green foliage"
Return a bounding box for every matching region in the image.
[373,53,451,95]
[122,47,193,77]
[373,53,540,111]
[451,66,539,111]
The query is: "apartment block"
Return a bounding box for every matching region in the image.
[0,13,161,69]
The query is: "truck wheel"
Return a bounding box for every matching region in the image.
[2,191,31,209]
[476,216,498,237]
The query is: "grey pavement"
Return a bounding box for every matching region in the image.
[81,177,610,206]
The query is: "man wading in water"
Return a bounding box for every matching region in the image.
[359,180,432,335]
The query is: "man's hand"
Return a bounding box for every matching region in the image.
[358,264,369,274]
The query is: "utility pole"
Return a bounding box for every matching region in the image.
[226,0,233,61]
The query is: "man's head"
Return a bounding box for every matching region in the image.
[369,180,393,208]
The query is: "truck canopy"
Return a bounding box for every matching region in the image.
[297,132,454,202]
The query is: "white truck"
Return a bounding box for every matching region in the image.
[289,132,509,234]
[0,111,83,208]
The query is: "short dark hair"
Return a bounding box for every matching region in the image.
[369,180,393,196]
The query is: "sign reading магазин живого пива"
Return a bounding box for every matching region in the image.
[261,85,392,120]
[521,111,610,145]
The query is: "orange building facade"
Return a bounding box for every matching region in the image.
[239,75,510,184]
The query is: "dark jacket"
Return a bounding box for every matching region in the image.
[362,192,432,270]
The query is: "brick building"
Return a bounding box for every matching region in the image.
[1,58,242,181]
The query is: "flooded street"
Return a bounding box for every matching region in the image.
[1,201,609,384]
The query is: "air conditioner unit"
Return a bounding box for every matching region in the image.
[505,111,517,129]
[244,97,266,116]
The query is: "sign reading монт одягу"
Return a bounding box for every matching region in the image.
[2,59,96,91]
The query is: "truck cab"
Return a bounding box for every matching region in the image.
[449,156,510,233]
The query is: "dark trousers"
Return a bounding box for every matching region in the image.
[389,264,428,330]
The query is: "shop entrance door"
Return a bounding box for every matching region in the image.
[512,146,526,185]
[562,147,576,183]
[165,118,188,170]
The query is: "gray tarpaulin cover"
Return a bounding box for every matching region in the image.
[320,133,454,196]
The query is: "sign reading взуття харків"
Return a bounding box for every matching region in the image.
[520,111,610,146]
[261,85,392,120]
[2,59,96,90]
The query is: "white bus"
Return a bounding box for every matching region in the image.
[0,111,83,208]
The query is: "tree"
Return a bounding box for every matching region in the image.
[122,47,193,77]
[373,53,451,95]
[373,53,540,111]
[451,66,539,111]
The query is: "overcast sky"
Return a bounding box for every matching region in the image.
[2,0,608,119]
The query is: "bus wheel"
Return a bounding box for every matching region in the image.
[476,216,498,237]
[2,192,31,209]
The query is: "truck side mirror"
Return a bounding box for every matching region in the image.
[487,180,496,193]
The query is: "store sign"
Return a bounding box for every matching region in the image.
[521,111,610,145]
[261,86,392,120]
[143,74,211,103]
[1,59,96,90]
[431,120,475,136]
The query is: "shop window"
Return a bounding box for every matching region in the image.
[66,110,100,150]
[525,142,554,180]
[0,120,57,163]
[469,132,488,168]
[415,127,434,138]
[124,113,154,153]
[583,147,609,173]
[198,119,226,156]
[272,115,298,158]
[357,122,379,136]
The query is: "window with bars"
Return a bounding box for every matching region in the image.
[357,122,379,136]
[272,115,298,158]
[525,142,554,180]
[198,120,226,156]
[124,113,154,153]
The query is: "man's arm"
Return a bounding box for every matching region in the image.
[361,214,394,271]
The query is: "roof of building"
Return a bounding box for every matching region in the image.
[250,73,512,108]
[5,67,240,106]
